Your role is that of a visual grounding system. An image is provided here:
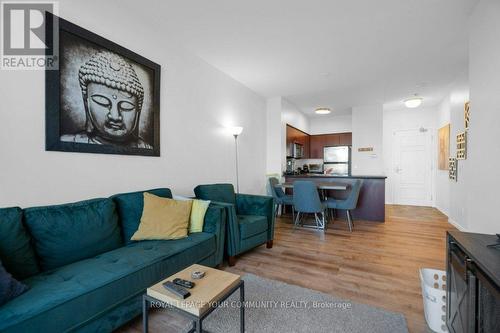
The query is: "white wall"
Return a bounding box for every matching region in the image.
[309,114,352,135]
[433,72,470,229]
[266,97,282,176]
[0,0,267,207]
[435,97,452,216]
[466,0,500,234]
[433,0,500,235]
[351,105,384,175]
[383,107,438,204]
[281,98,309,133]
[447,76,470,230]
[280,98,309,173]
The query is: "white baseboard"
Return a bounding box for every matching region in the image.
[434,205,449,217]
[448,218,467,231]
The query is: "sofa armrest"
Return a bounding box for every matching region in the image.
[236,194,276,240]
[202,204,226,266]
[206,201,240,256]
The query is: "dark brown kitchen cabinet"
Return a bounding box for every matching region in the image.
[310,135,326,158]
[324,134,340,147]
[339,133,352,145]
[303,135,310,158]
[309,132,352,158]
[286,125,352,159]
[286,125,310,158]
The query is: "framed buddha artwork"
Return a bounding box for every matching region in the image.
[45,12,161,156]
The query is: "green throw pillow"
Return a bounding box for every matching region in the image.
[189,199,210,233]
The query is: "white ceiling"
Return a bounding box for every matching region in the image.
[121,0,478,117]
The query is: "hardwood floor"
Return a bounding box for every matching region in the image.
[120,205,455,333]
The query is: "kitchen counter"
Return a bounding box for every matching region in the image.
[286,174,387,179]
[284,174,386,222]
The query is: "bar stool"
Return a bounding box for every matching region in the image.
[325,180,362,232]
[292,181,327,230]
[268,177,295,221]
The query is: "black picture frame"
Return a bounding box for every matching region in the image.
[45,12,161,156]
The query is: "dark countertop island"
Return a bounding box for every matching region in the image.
[284,174,386,222]
[286,174,387,180]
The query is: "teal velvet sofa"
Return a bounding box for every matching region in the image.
[0,188,225,333]
[194,184,275,266]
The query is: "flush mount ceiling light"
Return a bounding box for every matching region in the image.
[404,95,423,108]
[315,107,331,115]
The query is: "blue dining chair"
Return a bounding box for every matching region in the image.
[325,180,362,232]
[268,177,294,221]
[292,181,327,230]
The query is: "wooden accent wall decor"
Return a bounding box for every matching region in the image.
[456,131,467,160]
[449,158,458,181]
[438,124,450,170]
[464,101,470,130]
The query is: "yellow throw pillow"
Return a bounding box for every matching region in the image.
[131,193,192,241]
[189,199,210,233]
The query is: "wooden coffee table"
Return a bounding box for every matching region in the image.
[142,264,244,333]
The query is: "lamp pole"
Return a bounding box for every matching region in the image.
[234,133,240,193]
[229,126,243,193]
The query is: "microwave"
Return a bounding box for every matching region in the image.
[308,163,323,173]
[288,143,304,159]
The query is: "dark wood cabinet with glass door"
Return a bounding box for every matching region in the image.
[446,231,500,333]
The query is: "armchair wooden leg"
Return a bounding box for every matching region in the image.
[228,256,237,266]
[266,240,273,249]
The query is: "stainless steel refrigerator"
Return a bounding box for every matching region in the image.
[323,146,351,176]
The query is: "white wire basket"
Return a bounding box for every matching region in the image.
[419,268,448,332]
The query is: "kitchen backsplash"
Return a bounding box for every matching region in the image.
[294,159,323,168]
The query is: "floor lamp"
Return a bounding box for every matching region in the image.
[229,126,243,193]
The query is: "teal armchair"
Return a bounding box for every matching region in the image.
[194,184,275,266]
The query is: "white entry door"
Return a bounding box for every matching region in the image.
[393,129,433,206]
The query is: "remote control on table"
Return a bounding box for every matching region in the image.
[162,281,191,299]
[173,278,195,289]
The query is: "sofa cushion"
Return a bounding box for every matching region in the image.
[0,261,28,306]
[189,199,211,233]
[112,188,172,244]
[238,215,268,239]
[0,207,39,280]
[23,198,122,271]
[0,233,215,333]
[194,184,236,205]
[131,194,192,241]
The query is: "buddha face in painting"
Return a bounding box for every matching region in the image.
[78,51,145,143]
[86,83,139,141]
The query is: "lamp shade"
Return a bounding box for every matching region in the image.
[228,126,243,136]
